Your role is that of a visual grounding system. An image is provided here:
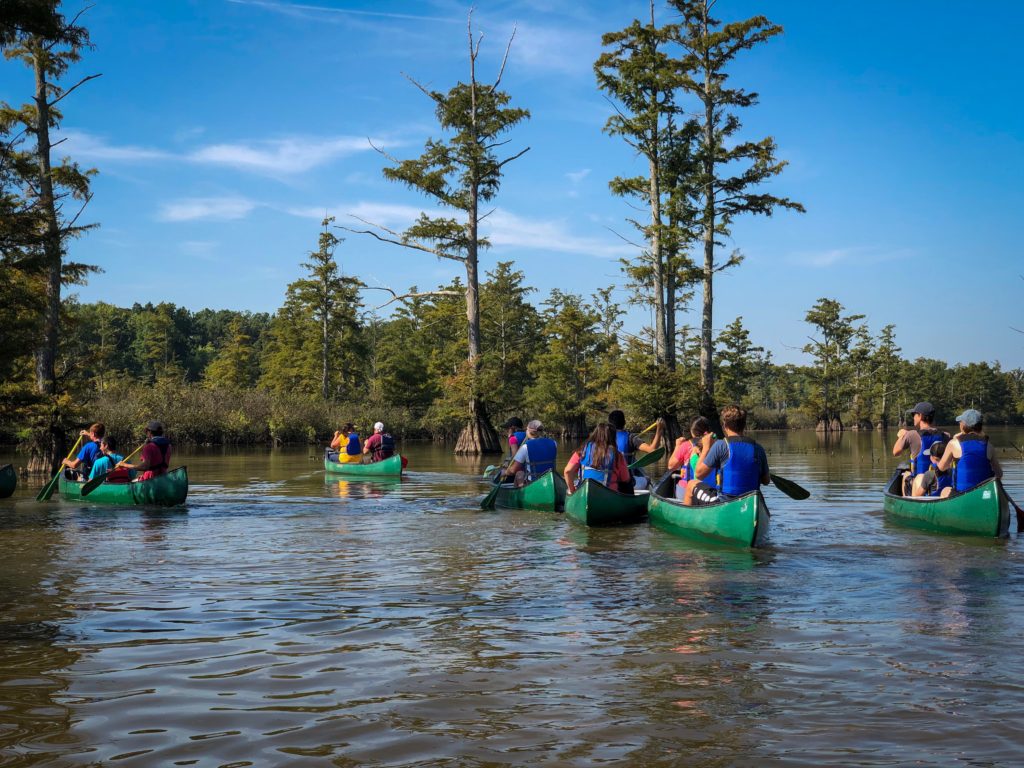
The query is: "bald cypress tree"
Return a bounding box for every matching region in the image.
[347,13,529,454]
[670,0,804,419]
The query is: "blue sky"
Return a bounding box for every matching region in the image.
[2,0,1022,367]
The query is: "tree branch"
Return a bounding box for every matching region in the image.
[494,24,517,88]
[363,286,462,310]
[497,146,530,168]
[48,73,102,109]
[340,215,466,263]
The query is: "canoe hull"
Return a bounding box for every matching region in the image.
[324,453,403,477]
[494,470,567,511]
[59,466,189,507]
[648,474,769,547]
[565,479,648,526]
[882,471,1009,537]
[0,463,16,498]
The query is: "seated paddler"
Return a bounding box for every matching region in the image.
[683,404,770,506]
[502,417,527,459]
[935,409,1002,497]
[891,401,950,495]
[608,410,664,490]
[504,420,557,487]
[910,439,952,497]
[362,421,396,463]
[563,423,631,495]
[329,423,363,464]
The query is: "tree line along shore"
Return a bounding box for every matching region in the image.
[2,3,1020,468]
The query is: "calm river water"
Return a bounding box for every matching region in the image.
[1,428,1023,766]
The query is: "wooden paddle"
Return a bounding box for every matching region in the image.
[80,442,145,497]
[36,434,84,502]
[770,473,811,500]
[628,446,665,471]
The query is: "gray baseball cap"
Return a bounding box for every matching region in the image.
[954,408,982,427]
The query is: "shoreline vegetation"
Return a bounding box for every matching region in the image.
[1,5,1021,468]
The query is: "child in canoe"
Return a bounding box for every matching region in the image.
[668,416,713,500]
[329,423,363,464]
[564,423,632,494]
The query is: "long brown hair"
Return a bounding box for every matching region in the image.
[585,422,616,468]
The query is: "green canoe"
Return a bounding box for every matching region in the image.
[0,463,16,498]
[882,470,1010,537]
[564,479,648,526]
[324,452,403,477]
[648,473,769,547]
[493,469,567,512]
[59,466,189,507]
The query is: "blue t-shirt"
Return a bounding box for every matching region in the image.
[701,439,769,477]
[89,453,125,480]
[77,441,102,469]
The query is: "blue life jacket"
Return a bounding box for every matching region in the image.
[510,430,527,456]
[913,429,944,476]
[954,434,993,492]
[615,430,634,464]
[719,436,762,497]
[580,442,615,486]
[345,433,361,456]
[373,433,395,461]
[929,469,953,497]
[79,440,102,475]
[149,436,171,472]
[524,437,557,479]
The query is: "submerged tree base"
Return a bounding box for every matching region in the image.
[454,413,500,455]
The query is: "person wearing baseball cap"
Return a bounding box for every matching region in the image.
[891,401,950,495]
[362,421,396,463]
[504,419,558,487]
[935,409,1002,496]
[501,417,527,459]
[119,420,172,481]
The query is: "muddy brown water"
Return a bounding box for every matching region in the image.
[1,429,1023,766]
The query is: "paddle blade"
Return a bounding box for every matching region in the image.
[480,482,501,510]
[628,446,665,471]
[80,472,107,497]
[35,472,61,502]
[770,473,810,500]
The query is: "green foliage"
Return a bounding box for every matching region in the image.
[715,316,763,406]
[802,298,866,427]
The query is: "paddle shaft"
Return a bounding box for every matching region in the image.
[36,433,85,502]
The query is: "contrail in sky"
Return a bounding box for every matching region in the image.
[227,0,463,23]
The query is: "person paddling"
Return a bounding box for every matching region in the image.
[668,416,713,500]
[608,410,664,490]
[935,409,1002,497]
[502,417,527,459]
[119,420,172,481]
[563,423,631,494]
[330,423,362,464]
[362,422,396,463]
[684,405,769,506]
[891,402,949,496]
[504,420,557,487]
[61,422,105,480]
[910,440,952,497]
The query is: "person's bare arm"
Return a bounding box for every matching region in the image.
[638,418,665,453]
[937,441,958,473]
[667,437,687,471]
[891,431,908,457]
[694,433,716,480]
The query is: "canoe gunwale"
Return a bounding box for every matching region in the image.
[881,469,1010,538]
[564,478,648,526]
[647,472,769,548]
[59,465,189,507]
[493,469,567,512]
[324,452,403,477]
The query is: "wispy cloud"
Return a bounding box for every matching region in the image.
[510,22,600,77]
[566,168,591,184]
[788,246,915,269]
[62,130,171,162]
[287,201,631,259]
[158,197,258,222]
[63,130,386,175]
[226,0,461,24]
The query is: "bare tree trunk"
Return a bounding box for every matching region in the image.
[321,312,329,400]
[665,245,676,371]
[28,45,66,474]
[649,157,667,366]
[697,8,716,422]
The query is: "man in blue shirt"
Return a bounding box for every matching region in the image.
[61,422,105,479]
[684,405,770,505]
